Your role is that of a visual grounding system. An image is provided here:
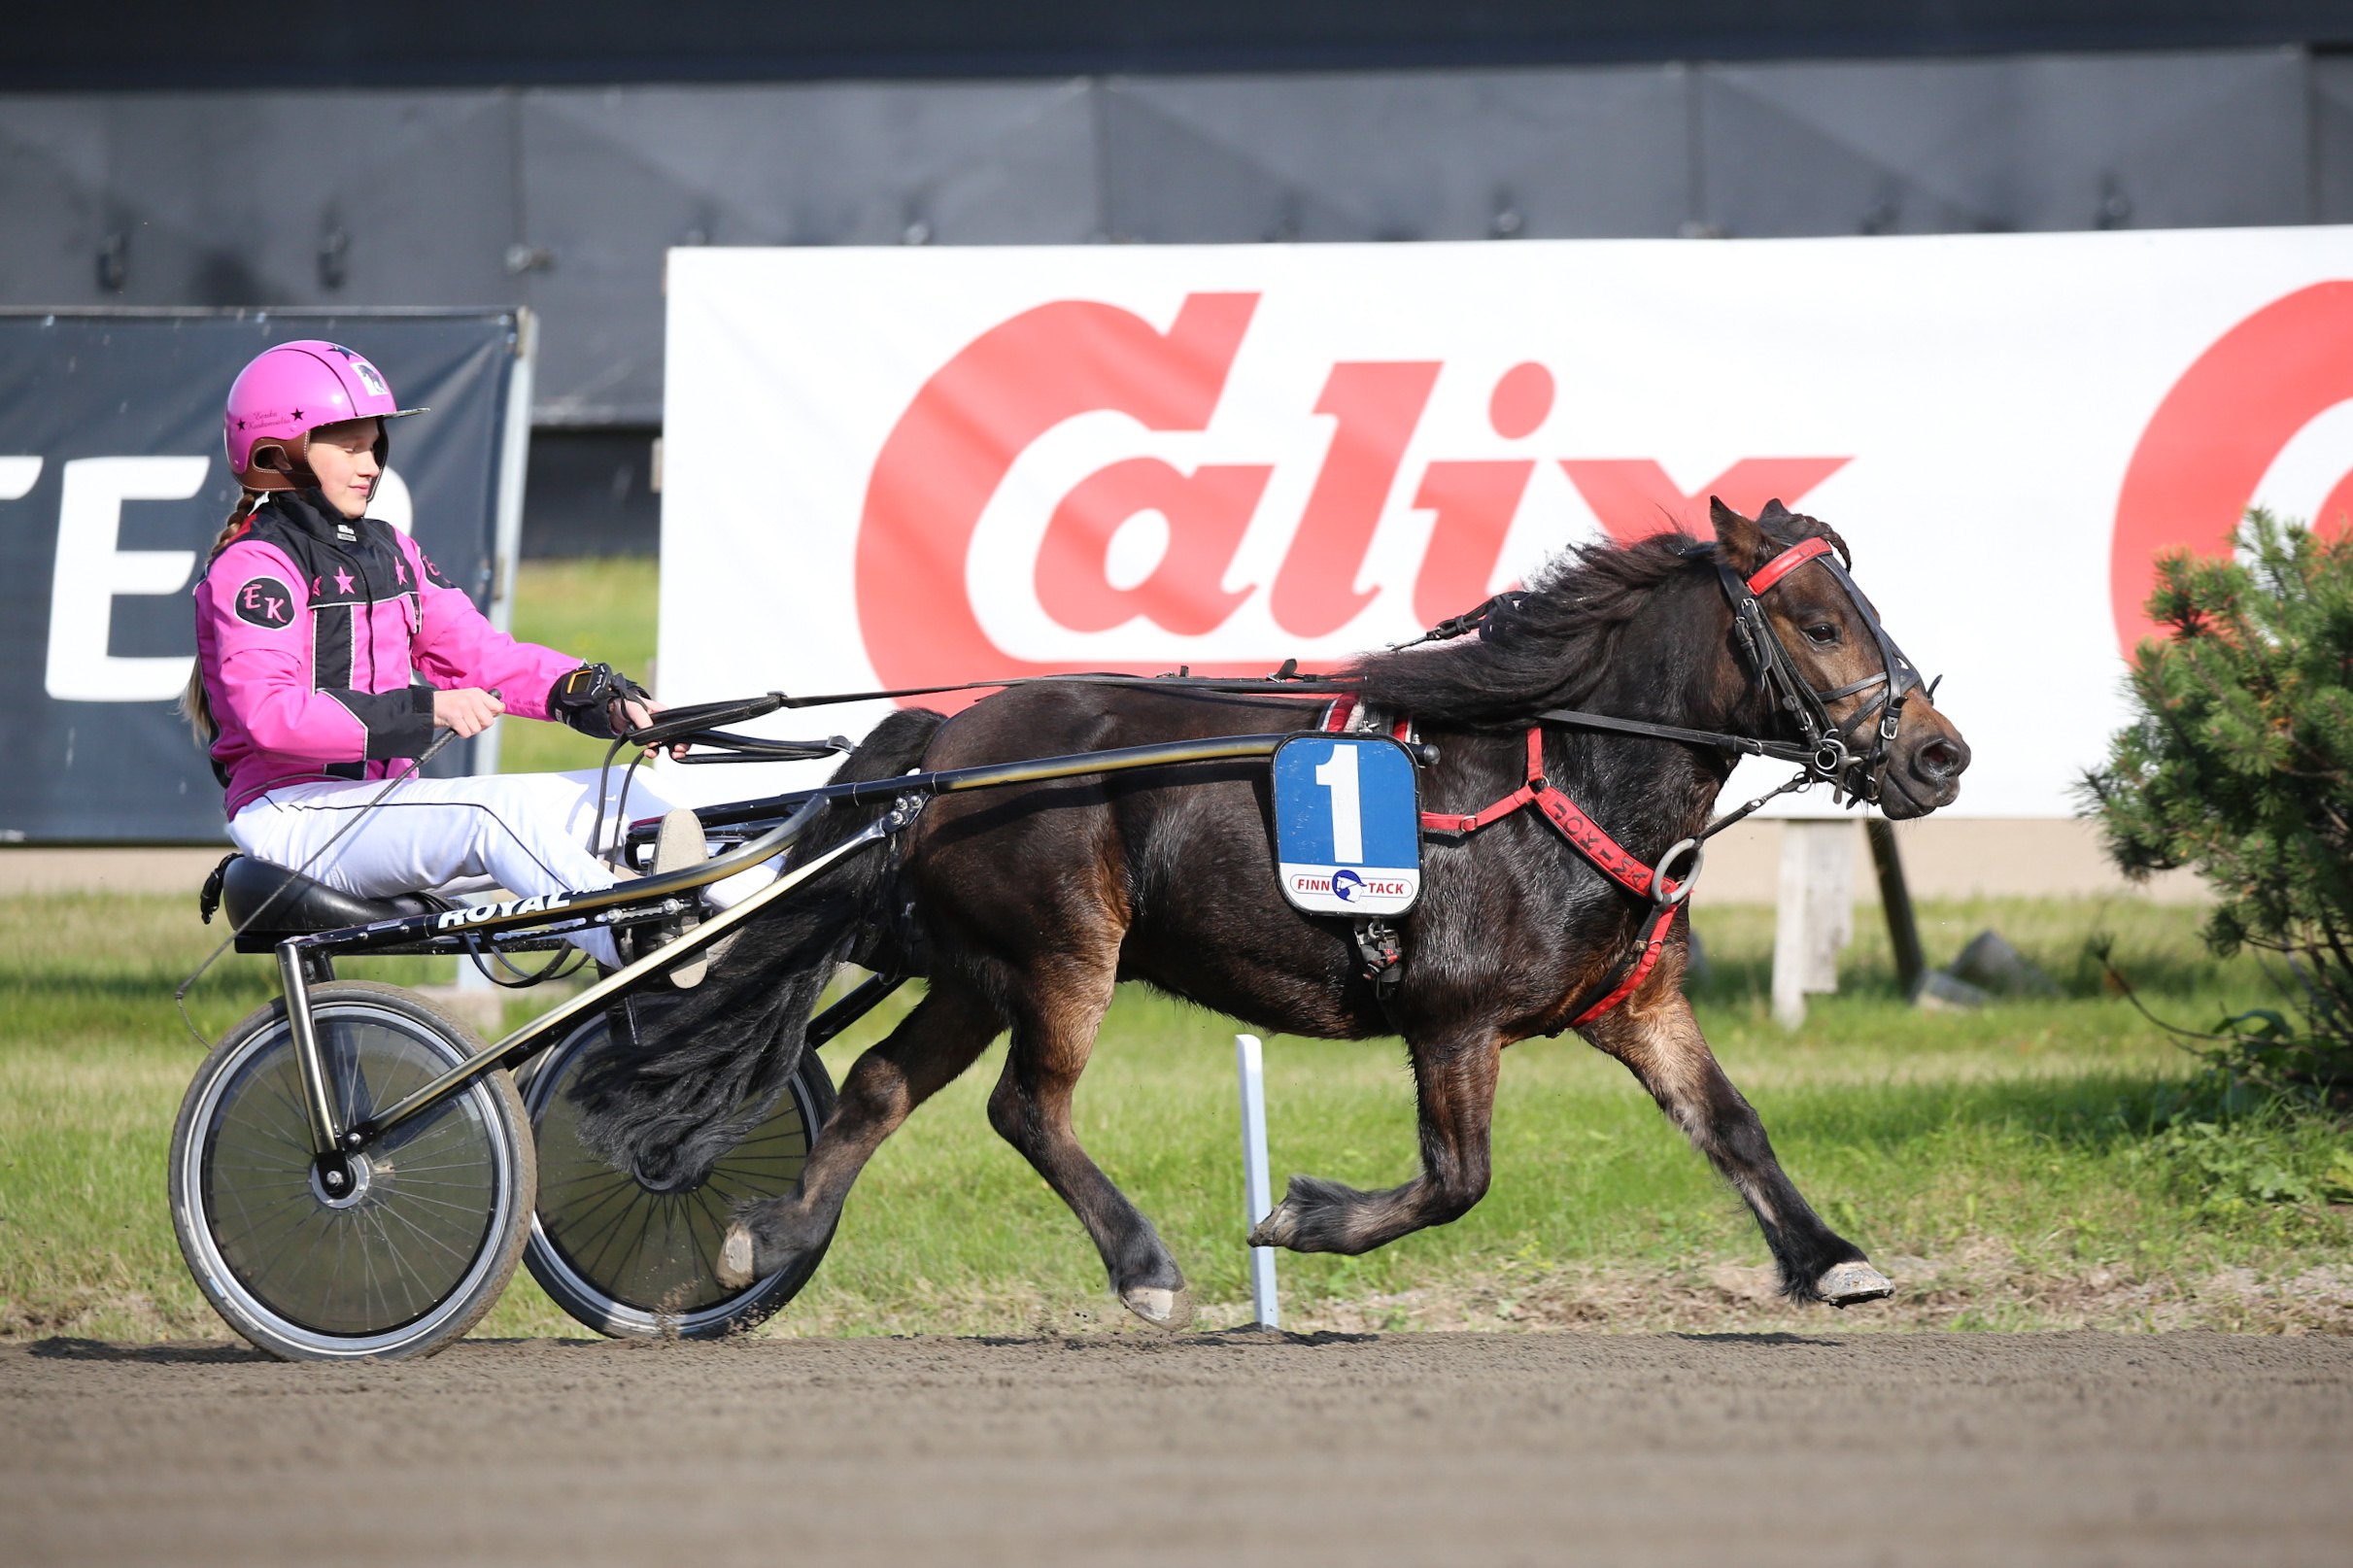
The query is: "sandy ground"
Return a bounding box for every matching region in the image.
[3,1331,2345,1568]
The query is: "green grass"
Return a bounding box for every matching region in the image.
[3,888,2346,1342]
[495,556,660,777]
[2,557,2346,1343]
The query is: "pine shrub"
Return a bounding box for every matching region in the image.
[2082,508,2353,1095]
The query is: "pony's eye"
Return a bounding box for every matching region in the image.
[1803,623,1839,645]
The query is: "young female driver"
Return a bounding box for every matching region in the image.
[185,339,763,970]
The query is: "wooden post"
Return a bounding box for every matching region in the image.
[1772,821,1857,1029]
[1865,818,1927,1000]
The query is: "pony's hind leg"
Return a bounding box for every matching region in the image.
[1584,990,1890,1307]
[1247,1029,1504,1255]
[987,955,1193,1328]
[718,979,1002,1289]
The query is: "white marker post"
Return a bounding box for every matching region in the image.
[1235,1033,1279,1329]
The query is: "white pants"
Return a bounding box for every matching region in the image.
[228,770,771,967]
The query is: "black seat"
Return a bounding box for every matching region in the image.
[203,855,449,943]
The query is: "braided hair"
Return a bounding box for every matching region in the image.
[177,492,266,747]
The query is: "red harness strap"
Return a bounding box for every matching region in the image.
[1418,730,1669,901]
[1319,694,1415,741]
[1417,727,1688,1026]
[1742,533,1833,596]
[1569,903,1681,1026]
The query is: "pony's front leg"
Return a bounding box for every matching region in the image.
[1582,988,1892,1306]
[1248,1030,1503,1255]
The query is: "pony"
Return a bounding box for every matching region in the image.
[577,499,1970,1325]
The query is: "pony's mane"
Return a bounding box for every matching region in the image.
[1346,514,1846,728]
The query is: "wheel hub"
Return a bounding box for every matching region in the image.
[309,1152,375,1210]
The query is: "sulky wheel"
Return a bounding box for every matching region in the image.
[169,981,535,1361]
[521,1007,836,1340]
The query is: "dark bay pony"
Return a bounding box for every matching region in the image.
[580,500,1970,1326]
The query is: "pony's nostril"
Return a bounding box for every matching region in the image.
[1917,740,1962,777]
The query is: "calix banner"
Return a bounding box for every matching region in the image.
[0,311,530,841]
[661,230,2353,818]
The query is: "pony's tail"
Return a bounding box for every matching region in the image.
[179,493,264,749]
[570,707,946,1187]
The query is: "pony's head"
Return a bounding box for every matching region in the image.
[1708,497,1968,819]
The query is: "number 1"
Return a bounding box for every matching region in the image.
[1314,743,1363,863]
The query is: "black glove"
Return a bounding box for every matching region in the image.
[550,663,653,740]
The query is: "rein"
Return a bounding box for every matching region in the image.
[632,532,1927,1032]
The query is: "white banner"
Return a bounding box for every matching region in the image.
[660,229,2353,817]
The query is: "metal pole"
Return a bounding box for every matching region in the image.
[1235,1034,1279,1330]
[1865,818,1927,1000]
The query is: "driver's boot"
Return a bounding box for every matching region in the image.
[615,808,712,988]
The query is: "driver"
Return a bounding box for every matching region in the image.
[184,339,767,972]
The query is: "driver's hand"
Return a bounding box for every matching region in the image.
[432,687,504,737]
[611,695,689,759]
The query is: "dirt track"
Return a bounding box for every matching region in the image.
[4,1331,2348,1567]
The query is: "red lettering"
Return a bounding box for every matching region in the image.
[855,293,1261,705]
[2111,283,2353,652]
[1270,361,1441,637]
[1410,460,1533,626]
[1560,458,1851,544]
[1033,459,1270,635]
[1488,363,1553,440]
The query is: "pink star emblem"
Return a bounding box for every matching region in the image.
[333,569,356,594]
[393,559,407,585]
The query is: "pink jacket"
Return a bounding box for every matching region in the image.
[194,493,579,815]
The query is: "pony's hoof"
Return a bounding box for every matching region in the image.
[1817,1260,1893,1307]
[1245,1204,1295,1249]
[716,1224,758,1290]
[1119,1285,1194,1330]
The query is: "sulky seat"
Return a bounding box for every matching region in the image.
[201,855,450,951]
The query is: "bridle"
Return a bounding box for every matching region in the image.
[1711,534,1932,806]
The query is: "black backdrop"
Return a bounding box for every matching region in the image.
[5,0,2347,87]
[0,311,526,842]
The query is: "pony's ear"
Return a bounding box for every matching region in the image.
[1709,495,1773,574]
[1757,497,1795,524]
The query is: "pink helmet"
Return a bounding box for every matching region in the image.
[222,340,426,492]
